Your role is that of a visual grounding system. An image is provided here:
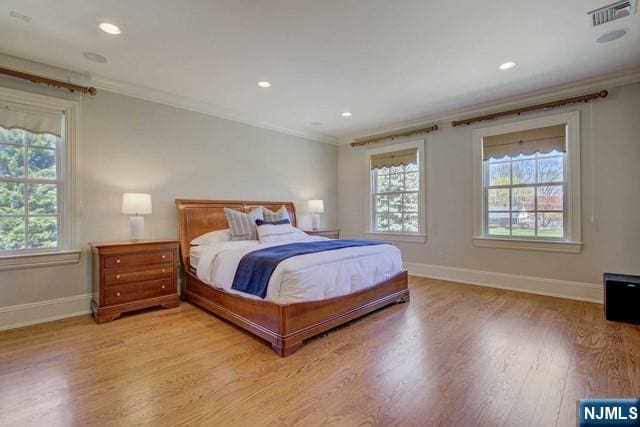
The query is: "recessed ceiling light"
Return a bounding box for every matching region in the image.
[310,121,323,126]
[341,112,352,117]
[257,81,272,88]
[99,22,121,35]
[595,28,628,44]
[499,61,516,71]
[83,51,108,63]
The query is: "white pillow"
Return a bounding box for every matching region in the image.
[256,219,295,243]
[190,229,231,246]
[262,205,291,222]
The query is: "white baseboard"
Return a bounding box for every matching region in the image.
[405,262,603,304]
[0,293,92,331]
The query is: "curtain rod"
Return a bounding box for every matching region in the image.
[451,90,608,127]
[0,67,97,96]
[351,124,438,147]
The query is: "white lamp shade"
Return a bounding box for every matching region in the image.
[308,199,324,214]
[122,193,152,215]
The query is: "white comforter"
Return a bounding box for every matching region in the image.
[193,237,403,304]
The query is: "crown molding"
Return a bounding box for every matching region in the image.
[0,53,338,145]
[340,68,640,145]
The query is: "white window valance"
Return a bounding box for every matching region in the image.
[482,124,565,160]
[370,148,418,170]
[0,103,63,137]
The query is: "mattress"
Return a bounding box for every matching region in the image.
[192,237,403,304]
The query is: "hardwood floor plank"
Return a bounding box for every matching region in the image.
[0,276,638,427]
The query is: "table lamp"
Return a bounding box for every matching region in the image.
[308,199,324,230]
[122,193,152,240]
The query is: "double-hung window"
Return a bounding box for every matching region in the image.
[472,112,582,253]
[0,87,79,269]
[366,140,426,242]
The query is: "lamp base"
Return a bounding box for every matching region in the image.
[129,216,145,240]
[312,213,321,230]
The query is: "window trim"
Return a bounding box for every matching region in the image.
[364,139,427,243]
[0,86,80,270]
[472,111,582,253]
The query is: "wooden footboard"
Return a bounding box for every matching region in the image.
[183,270,409,356]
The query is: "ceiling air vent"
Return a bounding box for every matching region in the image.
[588,0,636,26]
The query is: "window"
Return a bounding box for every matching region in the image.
[0,128,61,251]
[366,140,426,242]
[473,112,582,253]
[0,87,79,270]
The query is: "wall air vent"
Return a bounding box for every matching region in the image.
[588,0,636,26]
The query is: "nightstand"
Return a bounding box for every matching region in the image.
[304,228,340,239]
[90,240,179,324]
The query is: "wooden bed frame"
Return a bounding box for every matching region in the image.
[176,199,409,356]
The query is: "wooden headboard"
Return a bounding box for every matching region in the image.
[175,199,297,269]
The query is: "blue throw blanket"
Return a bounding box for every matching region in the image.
[231,240,387,298]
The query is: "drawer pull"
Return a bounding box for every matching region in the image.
[162,269,166,273]
[161,255,166,259]
[162,285,166,289]
[116,292,121,297]
[116,274,121,279]
[116,259,121,264]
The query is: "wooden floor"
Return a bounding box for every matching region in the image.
[0,277,638,427]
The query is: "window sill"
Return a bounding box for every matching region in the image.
[0,250,82,271]
[365,232,427,243]
[472,237,582,254]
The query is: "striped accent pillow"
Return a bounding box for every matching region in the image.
[255,218,295,243]
[262,205,290,222]
[224,207,264,241]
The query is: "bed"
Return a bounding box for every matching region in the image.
[176,199,409,356]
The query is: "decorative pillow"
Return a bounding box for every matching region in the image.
[190,229,231,246]
[262,205,291,222]
[224,207,263,241]
[255,218,295,243]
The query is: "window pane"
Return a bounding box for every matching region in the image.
[512,187,535,211]
[489,162,510,186]
[538,149,563,158]
[376,213,389,231]
[512,160,535,184]
[405,162,418,172]
[376,173,390,193]
[0,182,25,214]
[403,193,418,212]
[28,147,56,179]
[0,143,25,177]
[405,172,419,191]
[537,212,563,238]
[28,133,58,149]
[537,185,563,211]
[388,194,402,212]
[488,213,510,236]
[389,174,404,192]
[0,217,25,250]
[0,128,25,145]
[375,194,388,212]
[488,188,509,211]
[28,184,57,215]
[390,165,404,174]
[28,216,58,248]
[403,213,418,232]
[389,213,402,232]
[538,157,563,183]
[512,153,535,160]
[511,212,535,237]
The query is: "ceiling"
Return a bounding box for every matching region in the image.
[0,0,639,143]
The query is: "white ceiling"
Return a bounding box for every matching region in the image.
[0,0,639,143]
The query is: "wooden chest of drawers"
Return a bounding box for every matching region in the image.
[303,228,340,239]
[90,240,179,324]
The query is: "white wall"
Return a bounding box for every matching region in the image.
[0,78,337,316]
[338,83,640,295]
